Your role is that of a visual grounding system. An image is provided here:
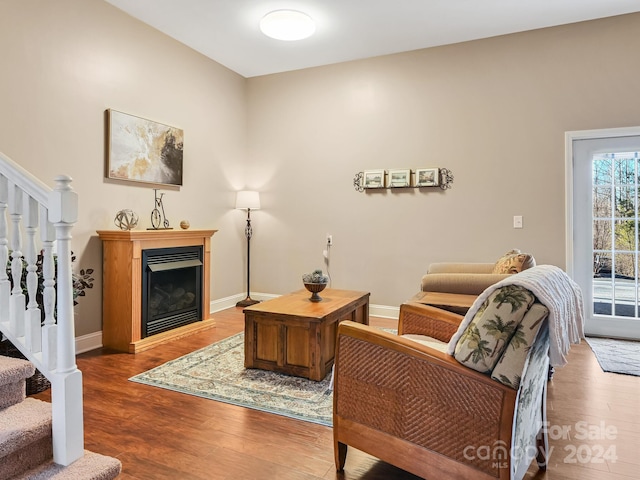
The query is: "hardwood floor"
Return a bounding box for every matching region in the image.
[34,307,640,479]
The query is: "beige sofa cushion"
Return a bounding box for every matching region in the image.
[492,249,536,274]
[401,334,449,353]
[420,272,512,296]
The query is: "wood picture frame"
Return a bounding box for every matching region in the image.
[107,109,184,187]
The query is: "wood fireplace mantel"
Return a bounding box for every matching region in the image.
[97,229,217,353]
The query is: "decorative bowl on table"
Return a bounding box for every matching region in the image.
[302,269,329,302]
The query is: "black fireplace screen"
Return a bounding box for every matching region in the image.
[141,246,203,338]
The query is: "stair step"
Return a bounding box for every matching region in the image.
[11,450,122,480]
[0,355,35,386]
[0,397,52,457]
[0,356,35,410]
[0,397,53,479]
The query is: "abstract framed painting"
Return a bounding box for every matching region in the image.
[107,109,184,187]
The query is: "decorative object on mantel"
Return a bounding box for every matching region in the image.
[180,220,190,230]
[114,209,139,231]
[148,189,172,230]
[302,269,329,302]
[235,190,261,307]
[107,109,183,187]
[353,168,454,192]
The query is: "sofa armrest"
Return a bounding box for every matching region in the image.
[333,321,517,479]
[427,262,496,274]
[398,302,462,342]
[421,272,512,295]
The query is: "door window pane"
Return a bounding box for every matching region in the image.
[592,152,640,320]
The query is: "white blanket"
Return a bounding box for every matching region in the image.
[446,265,585,367]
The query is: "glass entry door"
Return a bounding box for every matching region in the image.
[571,131,640,340]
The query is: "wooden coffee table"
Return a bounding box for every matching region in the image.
[243,288,370,381]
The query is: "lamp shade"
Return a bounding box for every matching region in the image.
[235,190,261,210]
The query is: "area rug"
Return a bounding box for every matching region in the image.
[585,336,640,377]
[129,332,334,426]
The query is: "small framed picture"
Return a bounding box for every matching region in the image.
[363,170,386,188]
[415,168,439,187]
[388,169,411,188]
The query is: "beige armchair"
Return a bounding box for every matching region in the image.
[333,290,551,480]
[421,250,536,296]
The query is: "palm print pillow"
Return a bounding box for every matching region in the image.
[454,285,535,373]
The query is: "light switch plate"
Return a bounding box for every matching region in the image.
[513,215,523,228]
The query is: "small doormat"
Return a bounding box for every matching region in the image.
[129,332,334,426]
[585,337,640,377]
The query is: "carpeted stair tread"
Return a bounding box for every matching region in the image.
[0,355,36,410]
[0,397,52,458]
[11,450,122,480]
[0,355,35,386]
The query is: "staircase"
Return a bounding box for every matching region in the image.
[0,355,121,479]
[0,151,121,478]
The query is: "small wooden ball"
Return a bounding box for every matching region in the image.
[180,220,190,230]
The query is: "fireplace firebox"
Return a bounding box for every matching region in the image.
[141,246,203,338]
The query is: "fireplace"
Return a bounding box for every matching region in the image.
[98,229,217,353]
[141,246,203,338]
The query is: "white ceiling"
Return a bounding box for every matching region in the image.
[105,0,640,78]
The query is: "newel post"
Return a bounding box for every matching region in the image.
[48,175,84,465]
[48,175,78,373]
[49,175,84,465]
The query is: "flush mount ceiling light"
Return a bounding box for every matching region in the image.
[260,10,316,41]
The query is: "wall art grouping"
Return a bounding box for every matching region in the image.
[107,109,184,187]
[353,168,453,192]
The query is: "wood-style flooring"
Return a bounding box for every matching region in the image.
[34,307,640,479]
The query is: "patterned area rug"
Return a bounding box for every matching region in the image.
[129,332,334,426]
[585,337,640,376]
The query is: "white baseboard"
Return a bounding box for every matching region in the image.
[78,292,400,353]
[75,331,104,354]
[369,304,400,319]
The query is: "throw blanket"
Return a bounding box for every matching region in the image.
[447,265,585,367]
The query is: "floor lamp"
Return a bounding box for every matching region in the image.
[236,190,261,307]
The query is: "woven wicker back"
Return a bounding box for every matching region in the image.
[335,335,511,477]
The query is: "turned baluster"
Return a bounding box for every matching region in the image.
[0,175,9,324]
[8,181,25,337]
[40,204,57,370]
[24,194,41,353]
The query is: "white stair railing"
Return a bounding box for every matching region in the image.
[0,151,83,466]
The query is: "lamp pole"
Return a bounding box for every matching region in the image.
[235,190,261,308]
[237,208,259,307]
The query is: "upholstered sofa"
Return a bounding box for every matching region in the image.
[334,266,584,480]
[421,249,536,295]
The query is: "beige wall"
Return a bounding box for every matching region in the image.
[0,0,248,336]
[246,13,640,306]
[2,2,640,338]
